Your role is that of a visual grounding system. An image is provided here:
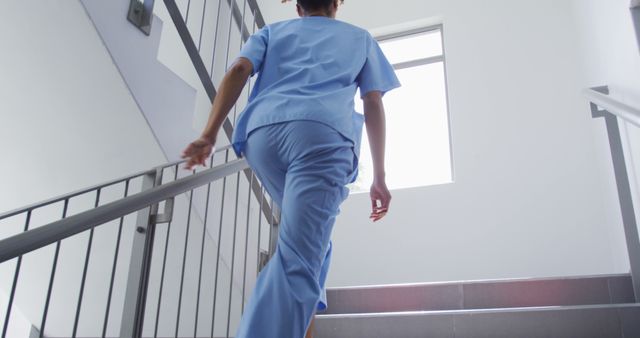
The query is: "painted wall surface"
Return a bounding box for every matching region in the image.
[0,0,167,215]
[260,0,630,287]
[571,0,640,274]
[0,291,35,338]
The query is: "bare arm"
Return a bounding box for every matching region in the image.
[182,57,253,169]
[363,91,391,222]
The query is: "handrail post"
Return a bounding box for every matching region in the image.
[590,86,640,302]
[269,225,279,258]
[120,169,162,337]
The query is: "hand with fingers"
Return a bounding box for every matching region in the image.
[369,178,391,222]
[181,136,215,170]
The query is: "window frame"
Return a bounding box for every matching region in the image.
[361,24,455,191]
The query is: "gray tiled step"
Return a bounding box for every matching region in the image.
[324,273,635,314]
[315,303,640,338]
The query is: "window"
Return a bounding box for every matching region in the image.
[349,26,453,193]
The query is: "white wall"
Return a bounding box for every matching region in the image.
[0,0,167,213]
[260,0,630,287]
[0,291,35,338]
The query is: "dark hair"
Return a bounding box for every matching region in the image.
[296,0,342,11]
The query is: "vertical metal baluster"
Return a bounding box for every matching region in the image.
[223,0,235,70]
[175,170,197,337]
[223,2,249,321]
[185,0,192,23]
[241,174,253,313]
[225,171,241,338]
[232,0,248,126]
[40,199,70,338]
[72,189,102,337]
[222,0,237,126]
[102,180,131,338]
[239,0,247,47]
[240,11,257,309]
[153,165,179,338]
[234,0,249,125]
[256,185,264,274]
[2,210,32,338]
[194,159,215,337]
[197,0,208,51]
[209,0,223,79]
[210,148,230,338]
[268,197,275,258]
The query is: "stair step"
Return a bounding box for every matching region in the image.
[323,273,634,314]
[315,303,640,338]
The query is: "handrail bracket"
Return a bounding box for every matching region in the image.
[150,197,174,224]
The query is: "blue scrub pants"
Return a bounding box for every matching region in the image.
[235,120,354,338]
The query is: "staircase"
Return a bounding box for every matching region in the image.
[316,274,640,337]
[1,1,640,337]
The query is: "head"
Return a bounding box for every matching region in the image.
[283,0,343,18]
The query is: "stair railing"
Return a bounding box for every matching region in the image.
[1,1,274,337]
[585,86,640,303]
[0,145,277,337]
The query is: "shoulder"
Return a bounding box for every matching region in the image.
[333,20,375,49]
[265,18,300,30]
[318,19,371,39]
[334,19,368,34]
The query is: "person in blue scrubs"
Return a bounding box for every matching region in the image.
[182,1,400,337]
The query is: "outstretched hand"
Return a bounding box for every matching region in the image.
[181,137,215,170]
[370,179,391,222]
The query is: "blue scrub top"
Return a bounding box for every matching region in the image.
[231,16,400,181]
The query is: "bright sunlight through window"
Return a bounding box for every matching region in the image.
[349,27,453,193]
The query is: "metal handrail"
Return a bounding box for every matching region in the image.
[0,158,249,263]
[0,144,233,221]
[587,85,640,302]
[583,88,640,127]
